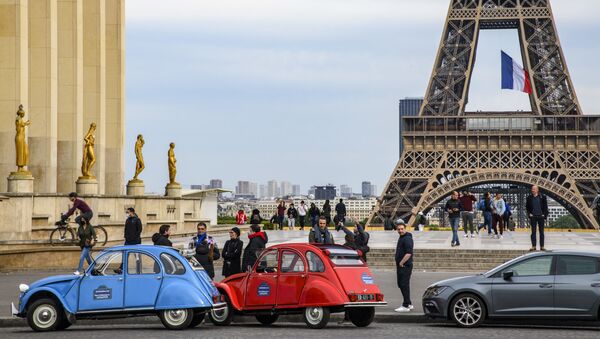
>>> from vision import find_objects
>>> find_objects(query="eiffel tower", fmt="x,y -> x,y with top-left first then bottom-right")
369,0 -> 600,229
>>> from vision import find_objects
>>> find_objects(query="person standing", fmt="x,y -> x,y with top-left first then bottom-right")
308,203 -> 320,228
309,216 -> 335,244
492,193 -> 506,239
287,203 -> 298,230
124,207 -> 143,245
222,227 -> 243,277
322,200 -> 332,226
235,209 -> 247,225
335,199 -> 347,225
74,216 -> 96,275
339,221 -> 369,261
249,209 -> 263,225
276,201 -> 286,230
193,222 -> 220,279
394,219 -> 414,313
459,191 -> 476,238
414,212 -> 428,232
445,191 -> 464,247
152,224 -> 172,246
503,202 -> 512,231
298,201 -> 308,230
526,185 -> 549,251
242,224 -> 268,272
481,192 -> 494,236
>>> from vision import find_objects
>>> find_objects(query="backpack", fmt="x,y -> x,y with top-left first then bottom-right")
504,203 -> 512,217
477,199 -> 485,211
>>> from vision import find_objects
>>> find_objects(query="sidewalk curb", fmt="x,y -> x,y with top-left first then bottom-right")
0,313 -> 432,328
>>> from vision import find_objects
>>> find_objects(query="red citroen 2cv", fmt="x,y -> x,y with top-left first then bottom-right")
209,243 -> 386,329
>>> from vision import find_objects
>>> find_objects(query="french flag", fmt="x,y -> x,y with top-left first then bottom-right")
501,51 -> 532,94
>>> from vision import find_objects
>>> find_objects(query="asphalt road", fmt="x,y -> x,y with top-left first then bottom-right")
2,322 -> 599,339
0,269 -> 470,317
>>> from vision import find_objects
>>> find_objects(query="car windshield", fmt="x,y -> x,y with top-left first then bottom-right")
326,248 -> 364,266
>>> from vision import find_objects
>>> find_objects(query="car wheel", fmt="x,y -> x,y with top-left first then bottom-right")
256,314 -> 279,325
188,312 -> 205,328
159,309 -> 193,330
27,298 -> 62,332
347,307 -> 375,327
449,293 -> 486,328
303,306 -> 330,329
209,295 -> 233,326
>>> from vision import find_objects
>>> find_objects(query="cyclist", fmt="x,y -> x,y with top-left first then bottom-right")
62,192 -> 93,226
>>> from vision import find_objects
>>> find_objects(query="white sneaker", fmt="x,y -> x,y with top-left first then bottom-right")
408,304 -> 414,310
499,235 -> 504,239
73,271 -> 81,275
470,233 -> 475,238
464,234 -> 469,238
394,306 -> 411,313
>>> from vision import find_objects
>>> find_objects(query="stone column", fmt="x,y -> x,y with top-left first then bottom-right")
104,0 -> 124,195
0,0 -> 28,192
82,0 -> 105,193
28,0 -> 58,193
165,183 -> 182,198
56,0 -> 83,193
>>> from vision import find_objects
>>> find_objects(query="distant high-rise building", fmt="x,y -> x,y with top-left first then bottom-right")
362,181 -> 372,197
399,97 -> 424,156
315,185 -> 336,200
249,182 -> 258,197
371,185 -> 377,197
308,186 -> 316,197
340,184 -> 353,198
191,184 -> 209,190
280,181 -> 293,197
267,180 -> 279,198
209,179 -> 223,189
292,185 -> 301,196
236,181 -> 250,196
259,184 -> 267,198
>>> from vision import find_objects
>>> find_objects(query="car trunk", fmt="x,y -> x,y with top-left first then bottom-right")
332,266 -> 381,296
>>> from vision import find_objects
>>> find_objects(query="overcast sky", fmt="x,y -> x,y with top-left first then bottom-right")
124,0 -> 600,194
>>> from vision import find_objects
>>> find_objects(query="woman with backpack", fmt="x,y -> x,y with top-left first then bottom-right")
74,216 -> 96,275
249,209 -> 262,225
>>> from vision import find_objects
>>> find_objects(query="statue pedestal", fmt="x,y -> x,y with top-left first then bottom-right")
76,177 -> 98,195
126,179 -> 145,196
7,171 -> 34,193
165,183 -> 182,198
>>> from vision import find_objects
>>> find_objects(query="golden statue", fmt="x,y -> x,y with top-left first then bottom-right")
81,123 -> 97,179
168,142 -> 178,185
14,105 -> 31,172
133,134 -> 145,180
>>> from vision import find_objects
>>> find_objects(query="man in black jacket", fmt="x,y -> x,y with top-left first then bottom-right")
242,224 -> 268,272
152,224 -> 172,247
394,219 -> 414,313
222,227 -> 243,277
124,207 -> 143,245
525,185 -> 549,251
335,199 -> 347,225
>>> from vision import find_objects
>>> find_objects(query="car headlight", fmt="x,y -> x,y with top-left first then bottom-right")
428,286 -> 448,296
19,284 -> 29,293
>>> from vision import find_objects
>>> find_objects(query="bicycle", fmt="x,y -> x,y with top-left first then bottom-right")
50,218 -> 108,247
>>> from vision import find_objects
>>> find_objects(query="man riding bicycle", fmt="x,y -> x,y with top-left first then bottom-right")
61,192 -> 93,226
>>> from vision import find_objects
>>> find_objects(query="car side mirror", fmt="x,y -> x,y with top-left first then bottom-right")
503,270 -> 514,280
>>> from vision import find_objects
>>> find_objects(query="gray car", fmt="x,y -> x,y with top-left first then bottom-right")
422,250 -> 600,327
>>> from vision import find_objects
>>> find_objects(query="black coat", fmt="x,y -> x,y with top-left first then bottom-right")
124,215 -> 143,244
194,240 -> 220,279
151,233 -> 172,247
222,238 -> 243,277
242,232 -> 268,272
526,194 -> 549,217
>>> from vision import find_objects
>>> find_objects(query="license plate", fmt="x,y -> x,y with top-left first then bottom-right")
357,294 -> 374,301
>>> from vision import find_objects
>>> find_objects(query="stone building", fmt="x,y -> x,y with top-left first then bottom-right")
0,0 -> 125,194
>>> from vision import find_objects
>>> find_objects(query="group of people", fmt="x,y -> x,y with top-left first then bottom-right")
444,186 -> 549,250
236,199 -> 348,231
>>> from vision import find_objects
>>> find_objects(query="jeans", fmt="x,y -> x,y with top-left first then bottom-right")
449,217 -> 460,245
483,212 -> 492,234
492,214 -> 504,235
288,218 -> 295,229
77,246 -> 93,272
461,212 -> 474,234
396,264 -> 413,307
311,216 -> 318,228
277,216 -> 285,230
299,215 -> 306,229
530,216 -> 545,247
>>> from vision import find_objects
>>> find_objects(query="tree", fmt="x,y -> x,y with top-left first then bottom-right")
549,215 -> 580,229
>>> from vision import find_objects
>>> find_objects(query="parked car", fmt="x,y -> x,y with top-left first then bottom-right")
423,250 -> 600,327
209,243 -> 386,329
11,245 -> 226,331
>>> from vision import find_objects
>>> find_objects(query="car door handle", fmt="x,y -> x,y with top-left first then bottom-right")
118,277 -> 124,281
538,283 -> 553,288
156,276 -> 162,280
591,283 -> 600,287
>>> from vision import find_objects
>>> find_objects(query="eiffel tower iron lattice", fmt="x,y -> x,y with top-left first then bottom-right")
369,0 -> 600,229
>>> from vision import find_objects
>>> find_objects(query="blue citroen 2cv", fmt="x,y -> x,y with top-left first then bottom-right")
11,245 -> 226,331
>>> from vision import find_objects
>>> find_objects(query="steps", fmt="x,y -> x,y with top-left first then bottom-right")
367,248 -> 527,271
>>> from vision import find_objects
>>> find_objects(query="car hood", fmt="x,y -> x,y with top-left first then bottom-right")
30,274 -> 80,290
429,274 -> 483,288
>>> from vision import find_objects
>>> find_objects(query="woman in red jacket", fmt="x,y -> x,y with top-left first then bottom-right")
236,209 -> 247,225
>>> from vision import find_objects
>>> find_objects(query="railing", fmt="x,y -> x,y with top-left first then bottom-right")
402,114 -> 600,135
